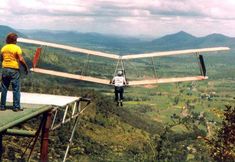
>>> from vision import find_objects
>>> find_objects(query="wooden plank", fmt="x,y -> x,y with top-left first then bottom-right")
122,47 -> 230,60
128,76 -> 208,86
18,38 -> 120,60
0,92 -> 85,132
0,104 -> 51,132
2,91 -> 80,107
31,68 -> 111,85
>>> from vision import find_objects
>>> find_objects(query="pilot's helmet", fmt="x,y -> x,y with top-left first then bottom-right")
117,70 -> 123,76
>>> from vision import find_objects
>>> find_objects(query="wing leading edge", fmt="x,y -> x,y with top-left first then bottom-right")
121,47 -> 230,60
17,38 -> 120,59
18,38 -> 230,60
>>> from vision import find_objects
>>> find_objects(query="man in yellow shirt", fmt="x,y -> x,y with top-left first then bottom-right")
0,33 -> 29,111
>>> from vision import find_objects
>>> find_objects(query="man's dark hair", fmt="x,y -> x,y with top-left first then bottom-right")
6,32 -> 18,44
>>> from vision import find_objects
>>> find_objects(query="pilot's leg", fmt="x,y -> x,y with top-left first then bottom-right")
114,87 -> 119,106
114,87 -> 118,102
120,87 -> 124,100
120,87 -> 124,106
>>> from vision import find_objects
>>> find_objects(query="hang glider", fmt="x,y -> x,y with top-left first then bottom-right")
17,38 -> 230,86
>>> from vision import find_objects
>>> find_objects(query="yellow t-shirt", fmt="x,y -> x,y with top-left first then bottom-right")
1,44 -> 22,69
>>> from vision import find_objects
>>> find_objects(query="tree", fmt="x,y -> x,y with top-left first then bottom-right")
206,105 -> 235,161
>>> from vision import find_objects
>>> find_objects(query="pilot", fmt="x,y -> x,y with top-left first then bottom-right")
111,70 -> 127,106
0,33 -> 29,111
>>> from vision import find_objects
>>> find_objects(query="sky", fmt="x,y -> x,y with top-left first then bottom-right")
1,0 -> 235,37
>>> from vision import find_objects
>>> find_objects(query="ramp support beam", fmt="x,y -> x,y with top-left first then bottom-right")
5,129 -> 36,137
40,111 -> 52,162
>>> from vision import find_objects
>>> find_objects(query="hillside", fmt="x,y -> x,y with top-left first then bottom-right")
0,25 -> 234,161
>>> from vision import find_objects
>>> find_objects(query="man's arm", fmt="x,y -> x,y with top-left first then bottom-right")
123,76 -> 128,85
1,54 -> 3,63
110,77 -> 115,84
18,54 -> 29,74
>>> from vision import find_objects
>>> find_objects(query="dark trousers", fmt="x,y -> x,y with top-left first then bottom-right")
1,68 -> 21,109
115,86 -> 124,101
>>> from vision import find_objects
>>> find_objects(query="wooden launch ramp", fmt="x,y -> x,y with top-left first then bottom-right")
0,92 -> 91,162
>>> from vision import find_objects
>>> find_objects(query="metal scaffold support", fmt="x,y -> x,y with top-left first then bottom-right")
49,98 -> 91,161
0,92 -> 91,162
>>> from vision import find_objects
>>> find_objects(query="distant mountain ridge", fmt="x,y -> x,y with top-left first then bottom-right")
1,25 -> 234,53
17,29 -> 145,54
149,31 -> 235,51
19,29 -> 234,53
152,31 -> 196,43
0,25 -> 26,40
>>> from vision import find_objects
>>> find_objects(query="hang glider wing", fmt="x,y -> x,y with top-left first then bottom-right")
128,76 -> 208,86
30,68 -> 208,85
121,47 -> 230,60
17,38 -> 120,59
31,68 -> 111,85
17,38 -> 230,60
18,37 -> 230,86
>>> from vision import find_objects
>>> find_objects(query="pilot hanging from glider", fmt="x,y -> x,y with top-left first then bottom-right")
111,70 -> 128,106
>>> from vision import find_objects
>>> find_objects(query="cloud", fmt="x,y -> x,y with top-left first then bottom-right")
0,0 -> 235,36
3,0 -> 235,19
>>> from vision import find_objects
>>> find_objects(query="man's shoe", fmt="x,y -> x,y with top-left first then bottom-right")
13,107 -> 23,112
18,108 -> 24,111
0,106 -> 6,111
12,109 -> 18,112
